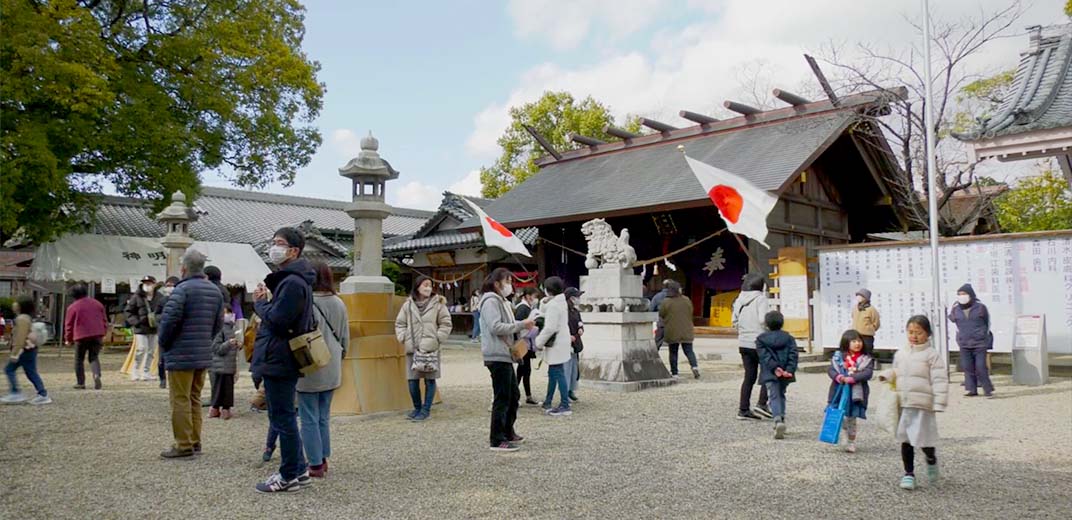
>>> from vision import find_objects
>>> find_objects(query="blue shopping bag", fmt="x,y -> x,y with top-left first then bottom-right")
818,383 -> 850,445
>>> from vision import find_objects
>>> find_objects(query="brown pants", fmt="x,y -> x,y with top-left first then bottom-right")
168,369 -> 206,451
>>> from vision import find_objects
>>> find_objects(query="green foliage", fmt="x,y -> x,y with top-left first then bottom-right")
1,0 -> 324,243
975,176 -> 1002,187
995,170 -> 1072,232
382,259 -> 406,295
479,91 -> 641,198
0,297 -> 13,320
949,70 -> 1015,135
1066,0 -> 1071,17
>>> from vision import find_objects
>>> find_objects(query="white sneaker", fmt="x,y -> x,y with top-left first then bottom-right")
130,373 -> 142,381
1,393 -> 29,404
144,373 -> 157,381
29,395 -> 53,405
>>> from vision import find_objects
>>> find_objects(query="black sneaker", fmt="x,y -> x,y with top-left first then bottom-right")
255,473 -> 303,493
159,379 -> 167,389
93,377 -> 102,390
193,443 -> 202,455
525,397 -> 538,405
73,384 -> 86,390
490,442 -> 521,452
295,471 -> 312,487
691,367 -> 701,379
568,392 -> 579,402
753,405 -> 773,419
737,410 -> 762,421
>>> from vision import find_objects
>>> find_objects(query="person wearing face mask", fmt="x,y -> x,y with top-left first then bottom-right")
513,287 -> 540,405
564,287 -> 584,403
947,283 -> 994,398
153,277 -> 181,389
125,275 -> 164,382
209,307 -> 239,419
479,268 -> 536,452
395,276 -> 452,422
851,288 -> 881,351
250,227 -> 316,493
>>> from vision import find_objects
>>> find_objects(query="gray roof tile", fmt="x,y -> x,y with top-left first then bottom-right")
91,187 -> 433,242
473,111 -> 854,226
962,23 -> 1072,139
384,227 -> 538,255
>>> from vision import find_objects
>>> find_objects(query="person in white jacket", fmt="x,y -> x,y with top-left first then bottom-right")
732,273 -> 770,420
536,277 -> 573,417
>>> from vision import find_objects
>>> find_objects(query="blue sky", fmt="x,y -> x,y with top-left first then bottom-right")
200,0 -> 1062,210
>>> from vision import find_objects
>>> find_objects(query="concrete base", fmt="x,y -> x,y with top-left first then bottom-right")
581,377 -> 677,393
578,312 -> 673,390
340,275 -> 394,294
331,292 -> 415,416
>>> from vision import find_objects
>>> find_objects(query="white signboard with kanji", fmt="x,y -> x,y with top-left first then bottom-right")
817,233 -> 1072,353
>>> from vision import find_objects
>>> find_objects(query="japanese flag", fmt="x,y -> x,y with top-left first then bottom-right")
684,155 -> 778,249
461,197 -> 532,258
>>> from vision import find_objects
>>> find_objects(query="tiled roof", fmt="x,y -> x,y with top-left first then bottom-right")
91,187 -> 433,243
959,24 -> 1072,140
469,110 -> 856,227
384,227 -> 538,256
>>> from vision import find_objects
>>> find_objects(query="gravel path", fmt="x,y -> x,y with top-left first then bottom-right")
1,344 -> 1070,519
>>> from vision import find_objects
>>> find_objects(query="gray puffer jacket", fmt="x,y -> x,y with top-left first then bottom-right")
732,291 -> 769,349
479,292 -> 527,365
297,293 -> 349,393
158,274 -> 225,371
210,321 -> 238,375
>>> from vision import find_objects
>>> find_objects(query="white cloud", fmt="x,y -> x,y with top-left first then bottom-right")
391,181 -> 442,211
388,170 -> 485,210
448,170 -> 484,197
470,0 -> 1057,161
330,128 -> 364,158
509,0 -> 668,51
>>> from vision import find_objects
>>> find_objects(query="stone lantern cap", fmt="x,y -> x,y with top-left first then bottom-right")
156,191 -> 199,223
338,131 -> 400,180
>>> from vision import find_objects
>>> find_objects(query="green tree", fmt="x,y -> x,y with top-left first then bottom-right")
479,91 -> 640,198
1,0 -> 324,243
995,170 -> 1072,232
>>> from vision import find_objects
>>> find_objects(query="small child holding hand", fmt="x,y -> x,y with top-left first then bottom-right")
756,311 -> 798,439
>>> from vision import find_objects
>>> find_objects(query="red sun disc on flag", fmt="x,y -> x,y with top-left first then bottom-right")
485,217 -> 514,238
708,185 -> 743,223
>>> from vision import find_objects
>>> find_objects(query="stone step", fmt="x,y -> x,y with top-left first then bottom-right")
796,361 -> 831,374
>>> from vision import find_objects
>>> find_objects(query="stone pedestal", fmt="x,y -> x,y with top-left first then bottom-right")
577,267 -> 674,392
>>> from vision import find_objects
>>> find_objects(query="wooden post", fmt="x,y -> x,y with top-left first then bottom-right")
732,233 -> 763,273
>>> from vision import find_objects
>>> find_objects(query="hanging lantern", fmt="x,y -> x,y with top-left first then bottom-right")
654,263 -> 660,276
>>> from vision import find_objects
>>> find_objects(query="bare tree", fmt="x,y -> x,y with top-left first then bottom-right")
818,1 -> 1026,236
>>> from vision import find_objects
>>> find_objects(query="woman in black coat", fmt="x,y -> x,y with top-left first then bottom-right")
125,275 -> 164,382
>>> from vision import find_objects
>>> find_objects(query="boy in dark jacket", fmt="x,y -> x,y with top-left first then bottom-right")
757,311 -> 798,439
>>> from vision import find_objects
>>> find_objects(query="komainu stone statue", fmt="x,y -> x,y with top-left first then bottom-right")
581,219 -> 637,269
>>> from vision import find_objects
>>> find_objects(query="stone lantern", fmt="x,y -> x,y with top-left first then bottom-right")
338,131 -> 399,294
156,191 -> 197,278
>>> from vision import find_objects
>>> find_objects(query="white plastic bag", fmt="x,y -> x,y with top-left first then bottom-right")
874,380 -> 901,436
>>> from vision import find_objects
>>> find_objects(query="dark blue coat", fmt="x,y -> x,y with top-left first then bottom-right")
757,330 -> 798,385
158,275 -> 225,371
948,283 -> 992,350
251,258 -> 316,380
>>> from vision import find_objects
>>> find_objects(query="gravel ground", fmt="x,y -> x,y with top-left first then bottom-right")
1,344 -> 1070,519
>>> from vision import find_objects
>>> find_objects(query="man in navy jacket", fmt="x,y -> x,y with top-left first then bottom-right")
252,227 -> 317,493
157,249 -> 224,459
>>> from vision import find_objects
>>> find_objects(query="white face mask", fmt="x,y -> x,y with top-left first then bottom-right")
419,286 -> 433,298
223,313 -> 235,324
855,295 -> 865,304
142,284 -> 154,294
268,245 -> 290,265
161,287 -> 174,297
957,294 -> 971,305
569,297 -> 580,306
501,283 -> 514,298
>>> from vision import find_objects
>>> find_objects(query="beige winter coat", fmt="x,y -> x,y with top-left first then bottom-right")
852,305 -> 881,336
395,295 -> 452,379
879,342 -> 948,412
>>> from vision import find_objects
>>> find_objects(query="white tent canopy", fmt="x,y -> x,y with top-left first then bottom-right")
29,234 -> 270,288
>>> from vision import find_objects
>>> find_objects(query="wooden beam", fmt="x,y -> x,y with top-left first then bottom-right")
568,133 -> 606,147
640,117 -> 677,133
804,54 -> 840,107
724,100 -> 761,116
778,191 -> 841,212
769,222 -> 850,241
772,88 -> 811,106
603,125 -> 641,140
523,124 -> 561,160
678,110 -> 719,125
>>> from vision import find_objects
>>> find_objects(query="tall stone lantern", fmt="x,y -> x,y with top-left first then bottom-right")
331,131 -> 415,416
338,132 -> 399,294
156,191 -> 197,278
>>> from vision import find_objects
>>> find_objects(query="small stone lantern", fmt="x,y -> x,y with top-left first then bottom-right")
156,191 -> 198,278
338,131 -> 399,294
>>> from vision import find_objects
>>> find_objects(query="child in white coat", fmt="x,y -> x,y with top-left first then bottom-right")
879,315 -> 948,490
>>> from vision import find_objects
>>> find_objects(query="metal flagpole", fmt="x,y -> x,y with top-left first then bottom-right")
922,0 -> 946,367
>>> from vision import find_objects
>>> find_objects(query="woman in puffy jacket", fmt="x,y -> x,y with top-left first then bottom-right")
948,283 -> 993,398
125,275 -> 164,382
395,276 -> 451,422
536,277 -> 573,417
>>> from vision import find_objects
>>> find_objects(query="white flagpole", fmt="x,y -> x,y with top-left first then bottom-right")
922,0 -> 946,366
